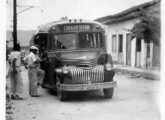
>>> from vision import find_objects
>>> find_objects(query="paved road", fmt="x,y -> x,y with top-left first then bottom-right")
11,67 -> 160,120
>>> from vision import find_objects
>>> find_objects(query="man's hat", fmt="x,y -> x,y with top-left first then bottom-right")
30,46 -> 39,50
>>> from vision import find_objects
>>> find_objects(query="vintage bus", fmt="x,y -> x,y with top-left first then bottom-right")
32,19 -> 117,101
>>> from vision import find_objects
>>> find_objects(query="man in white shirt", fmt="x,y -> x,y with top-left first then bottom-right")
23,46 -> 45,97
8,44 -> 23,100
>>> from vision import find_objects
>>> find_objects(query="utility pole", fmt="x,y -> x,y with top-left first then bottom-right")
11,0 -> 43,50
13,0 -> 17,50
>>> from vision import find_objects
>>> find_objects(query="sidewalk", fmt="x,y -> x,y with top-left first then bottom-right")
113,64 -> 160,80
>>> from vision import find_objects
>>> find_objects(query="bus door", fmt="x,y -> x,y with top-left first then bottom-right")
34,33 -> 50,86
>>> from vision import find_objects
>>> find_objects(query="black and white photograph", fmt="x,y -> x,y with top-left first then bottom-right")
0,0 -> 164,120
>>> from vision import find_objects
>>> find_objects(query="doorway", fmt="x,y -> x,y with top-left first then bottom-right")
126,34 -> 132,66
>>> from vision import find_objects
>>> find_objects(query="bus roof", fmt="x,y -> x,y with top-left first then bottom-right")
36,19 -> 104,33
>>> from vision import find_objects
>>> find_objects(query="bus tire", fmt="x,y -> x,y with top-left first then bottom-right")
57,90 -> 67,101
103,88 -> 114,99
56,76 -> 67,101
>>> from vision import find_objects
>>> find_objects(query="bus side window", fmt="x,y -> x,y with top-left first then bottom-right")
40,34 -> 48,52
34,35 -> 40,46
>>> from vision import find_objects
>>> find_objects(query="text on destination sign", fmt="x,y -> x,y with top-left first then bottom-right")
63,25 -> 91,31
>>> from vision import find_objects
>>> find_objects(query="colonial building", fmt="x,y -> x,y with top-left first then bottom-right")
96,0 -> 160,68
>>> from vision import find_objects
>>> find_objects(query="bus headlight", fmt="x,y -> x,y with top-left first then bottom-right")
62,66 -> 69,74
104,62 -> 112,71
55,68 -> 62,73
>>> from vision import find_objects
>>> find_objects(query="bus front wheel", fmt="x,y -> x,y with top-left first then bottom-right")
56,76 -> 67,101
103,88 -> 114,98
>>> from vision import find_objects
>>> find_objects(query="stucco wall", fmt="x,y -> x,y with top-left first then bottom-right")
105,19 -> 139,63
98,1 -> 160,67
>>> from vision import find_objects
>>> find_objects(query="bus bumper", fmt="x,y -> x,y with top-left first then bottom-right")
59,81 -> 117,91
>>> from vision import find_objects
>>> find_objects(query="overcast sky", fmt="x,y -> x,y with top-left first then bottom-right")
6,0 -> 152,30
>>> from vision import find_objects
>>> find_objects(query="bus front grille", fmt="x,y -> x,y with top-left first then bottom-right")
69,65 -> 104,84
78,60 -> 96,69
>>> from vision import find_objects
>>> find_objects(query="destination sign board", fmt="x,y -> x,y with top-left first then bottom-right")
60,24 -> 91,31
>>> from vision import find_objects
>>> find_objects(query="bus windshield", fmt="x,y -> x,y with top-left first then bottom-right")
79,32 -> 103,48
52,34 -> 77,50
50,32 -> 104,50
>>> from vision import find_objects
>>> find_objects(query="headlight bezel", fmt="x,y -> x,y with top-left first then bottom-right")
55,65 -> 69,74
104,62 -> 113,71
62,65 -> 69,74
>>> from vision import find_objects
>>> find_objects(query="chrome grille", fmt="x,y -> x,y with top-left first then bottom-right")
69,65 -> 104,84
78,60 -> 96,69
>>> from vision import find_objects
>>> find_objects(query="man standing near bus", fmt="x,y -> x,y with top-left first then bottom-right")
8,43 -> 23,100
23,46 -> 45,97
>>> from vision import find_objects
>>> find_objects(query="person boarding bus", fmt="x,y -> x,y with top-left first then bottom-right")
23,46 -> 45,97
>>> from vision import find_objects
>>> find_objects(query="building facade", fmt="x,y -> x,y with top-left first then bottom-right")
96,0 -> 160,68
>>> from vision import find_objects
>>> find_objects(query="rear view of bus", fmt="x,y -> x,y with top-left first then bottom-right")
33,19 -> 117,101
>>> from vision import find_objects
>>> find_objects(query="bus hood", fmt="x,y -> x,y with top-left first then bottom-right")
48,49 -> 106,66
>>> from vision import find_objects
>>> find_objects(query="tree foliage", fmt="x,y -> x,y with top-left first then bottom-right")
131,8 -> 160,46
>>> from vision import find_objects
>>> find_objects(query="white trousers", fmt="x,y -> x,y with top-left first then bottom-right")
28,67 -> 45,95
9,67 -> 23,96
